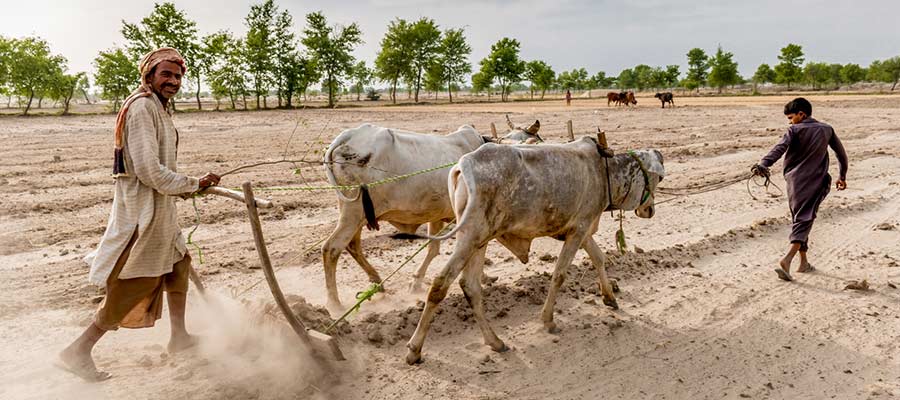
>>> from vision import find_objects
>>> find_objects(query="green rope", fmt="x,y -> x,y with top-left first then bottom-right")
187,196 -> 204,264
323,222 -> 454,334
256,161 -> 458,192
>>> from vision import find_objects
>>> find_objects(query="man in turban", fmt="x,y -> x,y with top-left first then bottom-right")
58,47 -> 220,381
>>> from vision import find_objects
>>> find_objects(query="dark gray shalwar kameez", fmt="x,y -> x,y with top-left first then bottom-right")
759,118 -> 848,251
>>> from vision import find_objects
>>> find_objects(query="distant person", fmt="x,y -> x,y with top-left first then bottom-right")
565,89 -> 572,106
752,97 -> 848,282
58,47 -> 220,381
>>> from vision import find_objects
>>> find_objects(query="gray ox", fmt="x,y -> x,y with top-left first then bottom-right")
321,124 -> 491,313
321,120 -> 545,313
404,138 -> 665,364
497,115 -> 543,144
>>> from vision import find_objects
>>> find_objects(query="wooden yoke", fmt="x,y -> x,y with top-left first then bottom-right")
597,129 -> 614,157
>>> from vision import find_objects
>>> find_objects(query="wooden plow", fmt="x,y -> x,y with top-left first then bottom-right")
194,185 -> 345,361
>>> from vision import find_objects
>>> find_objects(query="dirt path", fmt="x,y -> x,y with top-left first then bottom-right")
1,95 -> 898,399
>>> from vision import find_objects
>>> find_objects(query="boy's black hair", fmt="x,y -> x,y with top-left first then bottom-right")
784,97 -> 812,116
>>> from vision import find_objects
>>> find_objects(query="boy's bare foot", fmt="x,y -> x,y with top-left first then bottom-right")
57,346 -> 111,382
776,259 -> 793,282
167,333 -> 200,354
797,263 -> 816,273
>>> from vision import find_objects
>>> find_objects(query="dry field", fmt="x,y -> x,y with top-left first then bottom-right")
1,94 -> 899,399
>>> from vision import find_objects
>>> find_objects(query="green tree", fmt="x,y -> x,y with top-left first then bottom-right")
350,60 -> 373,101
423,63 -> 444,99
867,57 -> 900,91
49,71 -> 87,115
404,18 -> 442,103
479,38 -> 525,101
209,32 -> 251,109
775,43 -> 804,88
663,65 -> 680,88
272,7 -> 298,108
617,68 -> 636,90
591,71 -> 615,91
803,62 -> 831,90
301,12 -> 362,107
471,70 -> 493,100
375,18 -> 413,104
243,0 -> 277,109
94,47 -> 139,111
437,28 -> 471,103
8,37 -> 65,115
632,64 -> 655,91
0,36 -> 13,104
707,46 -> 740,93
524,60 -> 555,99
840,63 -> 866,88
684,48 -> 709,92
121,2 -> 200,110
751,63 -> 775,93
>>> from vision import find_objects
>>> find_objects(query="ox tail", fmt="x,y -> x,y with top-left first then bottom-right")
420,164 -> 476,241
323,138 -> 362,202
360,184 -> 379,231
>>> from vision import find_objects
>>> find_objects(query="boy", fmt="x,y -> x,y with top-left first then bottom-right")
752,97 -> 848,282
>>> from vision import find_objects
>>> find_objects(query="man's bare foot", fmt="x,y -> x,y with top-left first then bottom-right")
57,346 -> 111,382
167,333 -> 200,354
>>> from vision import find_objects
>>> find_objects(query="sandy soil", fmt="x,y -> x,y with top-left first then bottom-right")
1,95 -> 899,399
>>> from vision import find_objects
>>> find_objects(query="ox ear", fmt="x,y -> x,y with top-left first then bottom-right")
526,120 -> 540,134
505,114 -> 516,131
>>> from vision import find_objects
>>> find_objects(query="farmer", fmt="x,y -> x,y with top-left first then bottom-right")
752,97 -> 848,282
565,89 -> 572,106
58,47 -> 220,381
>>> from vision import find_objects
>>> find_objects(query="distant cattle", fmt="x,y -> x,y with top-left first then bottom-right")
608,91 -> 637,107
654,92 -> 674,108
623,91 -> 637,106
607,92 -> 621,106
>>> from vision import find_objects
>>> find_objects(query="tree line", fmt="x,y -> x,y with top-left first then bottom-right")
2,1 -> 900,115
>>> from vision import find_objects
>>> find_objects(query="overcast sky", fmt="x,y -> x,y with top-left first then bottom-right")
3,0 -> 899,80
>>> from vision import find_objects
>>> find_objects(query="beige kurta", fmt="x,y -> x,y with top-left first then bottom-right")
86,94 -> 199,287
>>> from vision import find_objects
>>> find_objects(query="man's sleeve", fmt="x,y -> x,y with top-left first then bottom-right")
759,131 -> 791,168
829,130 -> 849,181
126,101 -> 200,195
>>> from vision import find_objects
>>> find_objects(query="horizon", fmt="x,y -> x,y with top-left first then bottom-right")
2,1 -> 899,84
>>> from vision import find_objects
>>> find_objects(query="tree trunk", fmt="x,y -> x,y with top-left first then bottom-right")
256,93 -> 260,110
81,89 -> 91,104
37,96 -> 43,109
447,77 -> 453,103
892,79 -> 898,91
540,89 -> 546,99
196,80 -> 202,110
263,95 -> 268,109
229,93 -> 236,109
414,68 -> 423,103
23,90 -> 34,115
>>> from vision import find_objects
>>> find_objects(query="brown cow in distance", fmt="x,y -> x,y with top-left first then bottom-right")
606,92 -> 621,106
623,91 -> 637,106
655,92 -> 674,108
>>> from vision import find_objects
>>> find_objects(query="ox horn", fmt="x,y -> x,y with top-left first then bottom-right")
525,120 -> 540,134
505,114 -> 516,131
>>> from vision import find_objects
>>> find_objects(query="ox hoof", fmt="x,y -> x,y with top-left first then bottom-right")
610,279 -> 620,293
405,350 -> 423,365
544,321 -> 559,334
408,281 -> 424,294
490,342 -> 509,353
325,300 -> 345,317
602,297 -> 619,310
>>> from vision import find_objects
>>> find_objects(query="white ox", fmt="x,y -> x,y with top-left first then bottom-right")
404,137 -> 665,364
321,124 -> 491,312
